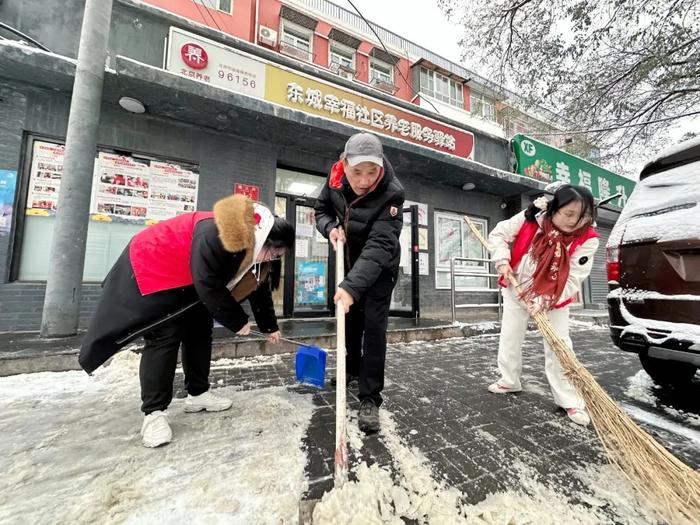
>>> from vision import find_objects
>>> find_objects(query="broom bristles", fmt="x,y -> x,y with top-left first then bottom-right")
464,215 -> 700,524
534,312 -> 700,524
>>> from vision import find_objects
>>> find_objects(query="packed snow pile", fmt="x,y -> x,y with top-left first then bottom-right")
0,352 -> 314,525
624,369 -> 660,406
313,412 -> 656,524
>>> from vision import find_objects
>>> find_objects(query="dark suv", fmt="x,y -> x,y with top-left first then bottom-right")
606,137 -> 700,387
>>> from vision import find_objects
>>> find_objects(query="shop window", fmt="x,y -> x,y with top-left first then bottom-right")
420,67 -> 464,108
434,211 -> 489,290
17,139 -> 199,282
280,21 -> 313,62
193,0 -> 232,14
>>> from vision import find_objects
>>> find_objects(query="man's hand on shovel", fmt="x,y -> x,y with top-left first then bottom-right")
329,227 -> 346,251
334,288 -> 354,313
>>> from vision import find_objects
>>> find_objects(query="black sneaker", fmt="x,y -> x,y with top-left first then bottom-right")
329,374 -> 359,387
358,399 -> 379,434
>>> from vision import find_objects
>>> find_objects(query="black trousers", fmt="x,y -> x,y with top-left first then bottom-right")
345,269 -> 396,407
79,246 -> 214,414
140,302 -> 213,414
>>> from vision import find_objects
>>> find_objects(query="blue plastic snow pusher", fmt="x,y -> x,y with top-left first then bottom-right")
295,344 -> 327,388
249,330 -> 327,388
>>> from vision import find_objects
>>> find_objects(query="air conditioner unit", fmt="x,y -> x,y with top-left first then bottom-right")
258,26 -> 277,47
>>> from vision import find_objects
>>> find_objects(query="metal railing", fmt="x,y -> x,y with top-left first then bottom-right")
450,257 -> 502,324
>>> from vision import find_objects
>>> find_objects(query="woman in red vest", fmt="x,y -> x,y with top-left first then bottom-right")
486,184 -> 599,426
79,195 -> 294,447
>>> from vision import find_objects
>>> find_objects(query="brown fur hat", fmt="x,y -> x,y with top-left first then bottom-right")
212,194 -> 255,253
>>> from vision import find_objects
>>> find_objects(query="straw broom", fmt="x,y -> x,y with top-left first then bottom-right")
464,215 -> 700,524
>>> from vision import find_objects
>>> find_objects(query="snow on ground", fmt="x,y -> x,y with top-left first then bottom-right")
624,369 -> 660,406
313,411 -> 657,524
624,370 -> 700,427
569,319 -> 608,331
0,351 -> 314,525
207,354 -> 283,370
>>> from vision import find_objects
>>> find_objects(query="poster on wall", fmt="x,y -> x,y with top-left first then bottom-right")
147,161 -> 199,220
437,215 -> 461,266
419,252 -> 429,276
26,141 -> 65,214
0,169 -> 17,234
91,155 -> 198,223
404,200 -> 429,227
26,141 -> 199,225
418,228 -> 429,251
92,153 -> 151,221
295,261 -> 326,305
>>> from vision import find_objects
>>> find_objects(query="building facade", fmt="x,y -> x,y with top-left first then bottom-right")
0,0 -> 626,331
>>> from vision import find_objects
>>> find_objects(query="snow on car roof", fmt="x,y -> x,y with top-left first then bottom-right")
607,163 -> 700,246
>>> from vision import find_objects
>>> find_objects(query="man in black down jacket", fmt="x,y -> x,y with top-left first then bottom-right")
315,133 -> 405,433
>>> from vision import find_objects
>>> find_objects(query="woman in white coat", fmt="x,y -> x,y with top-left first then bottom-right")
487,184 -> 599,426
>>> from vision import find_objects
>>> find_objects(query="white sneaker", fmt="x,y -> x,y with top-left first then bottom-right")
487,382 -> 522,394
566,408 -> 591,426
184,390 -> 232,413
141,410 -> 172,448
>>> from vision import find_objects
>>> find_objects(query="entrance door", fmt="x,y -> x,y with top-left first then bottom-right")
390,205 -> 420,318
275,193 -> 334,318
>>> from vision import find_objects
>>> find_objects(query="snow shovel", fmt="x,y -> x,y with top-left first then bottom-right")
333,236 -> 348,486
298,236 -> 350,523
247,329 -> 328,389
116,294 -> 330,388
294,344 -> 327,389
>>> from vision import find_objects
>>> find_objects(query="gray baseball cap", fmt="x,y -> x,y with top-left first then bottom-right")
342,133 -> 384,167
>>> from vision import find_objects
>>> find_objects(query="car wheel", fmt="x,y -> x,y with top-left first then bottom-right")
639,353 -> 698,387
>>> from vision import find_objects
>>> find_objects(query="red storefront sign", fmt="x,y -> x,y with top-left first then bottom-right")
181,42 -> 208,70
234,183 -> 260,202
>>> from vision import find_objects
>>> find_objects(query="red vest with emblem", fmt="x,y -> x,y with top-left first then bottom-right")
500,221 -> 599,308
129,211 -> 214,296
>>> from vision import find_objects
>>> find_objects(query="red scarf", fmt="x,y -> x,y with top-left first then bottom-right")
328,160 -> 385,193
519,218 -> 590,308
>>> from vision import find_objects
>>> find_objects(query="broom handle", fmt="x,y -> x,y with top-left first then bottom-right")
334,236 -> 348,486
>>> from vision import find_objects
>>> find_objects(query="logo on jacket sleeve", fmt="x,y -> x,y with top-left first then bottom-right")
578,256 -> 589,265
389,206 -> 398,217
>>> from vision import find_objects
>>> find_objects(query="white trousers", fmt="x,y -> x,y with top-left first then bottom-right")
495,288 -> 585,410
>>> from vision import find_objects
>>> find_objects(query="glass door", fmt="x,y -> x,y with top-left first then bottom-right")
275,167 -> 332,317
272,196 -> 287,314
275,193 -> 334,317
293,201 -> 331,314
390,204 -> 419,318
